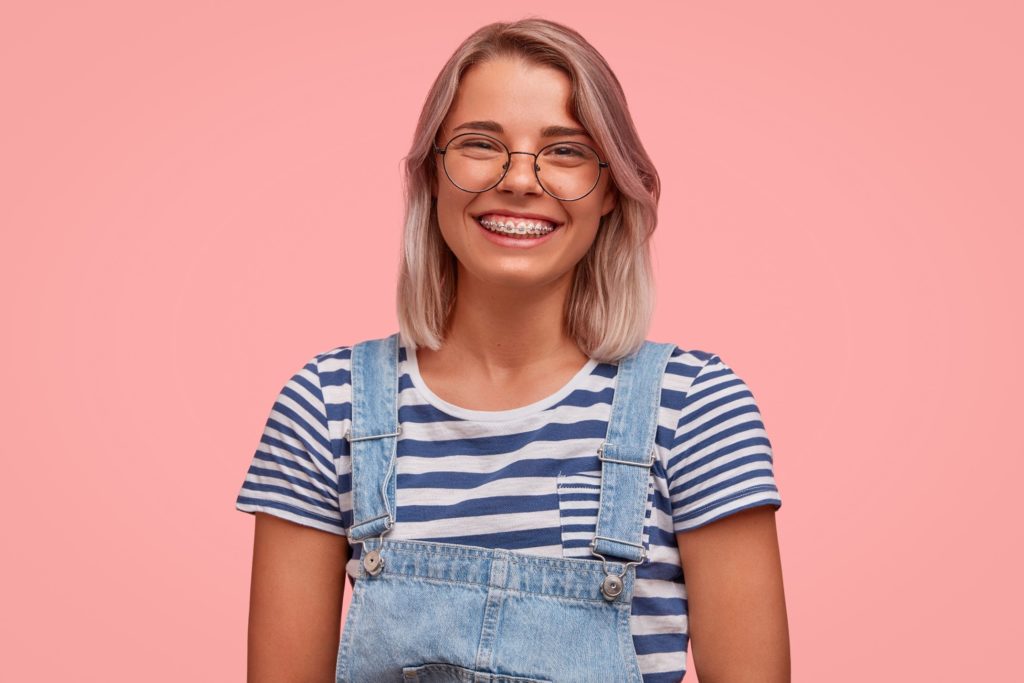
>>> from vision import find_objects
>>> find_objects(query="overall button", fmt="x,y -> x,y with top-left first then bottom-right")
363,549 -> 384,576
600,574 -> 623,600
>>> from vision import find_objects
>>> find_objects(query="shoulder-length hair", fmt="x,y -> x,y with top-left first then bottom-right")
396,17 -> 661,363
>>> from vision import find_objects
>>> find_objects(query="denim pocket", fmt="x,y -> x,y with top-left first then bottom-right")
401,662 -> 551,682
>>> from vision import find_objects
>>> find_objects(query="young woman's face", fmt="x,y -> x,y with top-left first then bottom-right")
432,57 -> 617,291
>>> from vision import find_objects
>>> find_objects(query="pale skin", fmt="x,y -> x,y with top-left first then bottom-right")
246,56 -> 790,682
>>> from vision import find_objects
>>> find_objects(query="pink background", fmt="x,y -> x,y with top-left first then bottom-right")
2,1 -> 1020,680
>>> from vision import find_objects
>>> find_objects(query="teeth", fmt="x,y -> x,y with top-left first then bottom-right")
478,216 -> 557,238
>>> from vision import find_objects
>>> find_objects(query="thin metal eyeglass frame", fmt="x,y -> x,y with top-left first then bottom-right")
432,132 -> 610,202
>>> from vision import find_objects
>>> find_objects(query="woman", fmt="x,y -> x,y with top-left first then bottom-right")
237,18 -> 789,683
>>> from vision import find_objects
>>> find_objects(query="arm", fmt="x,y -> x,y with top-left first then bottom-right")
676,506 -> 790,683
247,512 -> 350,683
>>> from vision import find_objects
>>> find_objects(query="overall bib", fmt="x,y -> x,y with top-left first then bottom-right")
336,333 -> 676,683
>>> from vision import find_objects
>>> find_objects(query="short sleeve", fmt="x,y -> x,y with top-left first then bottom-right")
234,354 -> 345,535
666,354 -> 782,532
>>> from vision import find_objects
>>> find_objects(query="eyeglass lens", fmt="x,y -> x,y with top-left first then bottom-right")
442,133 -> 601,201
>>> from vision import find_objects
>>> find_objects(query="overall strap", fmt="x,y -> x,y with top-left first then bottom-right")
346,332 -> 402,543
590,340 -> 676,564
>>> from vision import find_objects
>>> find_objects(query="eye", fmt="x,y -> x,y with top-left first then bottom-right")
452,135 -> 504,152
455,141 -> 494,151
548,144 -> 586,158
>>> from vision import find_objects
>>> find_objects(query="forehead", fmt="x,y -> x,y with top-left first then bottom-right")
444,58 -> 582,135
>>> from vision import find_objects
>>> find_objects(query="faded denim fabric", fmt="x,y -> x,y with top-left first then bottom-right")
337,333 -> 675,683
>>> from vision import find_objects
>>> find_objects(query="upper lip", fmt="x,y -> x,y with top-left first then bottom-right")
473,210 -> 563,225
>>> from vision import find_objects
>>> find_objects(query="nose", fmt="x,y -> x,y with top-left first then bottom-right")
496,152 -> 543,196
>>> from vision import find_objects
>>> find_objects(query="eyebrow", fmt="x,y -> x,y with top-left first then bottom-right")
452,120 -> 590,138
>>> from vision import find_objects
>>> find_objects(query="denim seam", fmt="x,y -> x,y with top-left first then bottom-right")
500,587 -> 628,606
376,559 -> 611,581
335,574 -> 364,681
375,573 -> 621,605
405,663 -> 551,683
382,563 -> 612,583
376,572 -> 490,591
379,540 -> 627,572
617,604 -> 644,683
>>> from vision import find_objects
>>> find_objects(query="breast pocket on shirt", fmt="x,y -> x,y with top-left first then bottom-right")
556,470 -> 656,560
555,472 -> 603,559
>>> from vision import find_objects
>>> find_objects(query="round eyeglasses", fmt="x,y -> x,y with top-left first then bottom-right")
433,132 -> 609,202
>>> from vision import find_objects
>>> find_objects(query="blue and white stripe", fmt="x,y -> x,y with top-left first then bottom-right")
236,342 -> 782,682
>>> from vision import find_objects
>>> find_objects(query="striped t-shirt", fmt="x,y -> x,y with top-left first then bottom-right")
235,341 -> 782,683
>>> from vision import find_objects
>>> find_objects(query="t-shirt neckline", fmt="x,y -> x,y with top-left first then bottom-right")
404,345 -> 599,422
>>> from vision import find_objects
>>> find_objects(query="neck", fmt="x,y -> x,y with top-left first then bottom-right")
425,265 -> 586,379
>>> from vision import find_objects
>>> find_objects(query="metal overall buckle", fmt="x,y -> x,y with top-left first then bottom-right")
589,537 -> 647,601
590,442 -> 652,600
361,526 -> 391,576
345,424 -> 401,578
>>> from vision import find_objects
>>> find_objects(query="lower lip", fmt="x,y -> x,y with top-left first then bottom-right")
475,219 -> 561,248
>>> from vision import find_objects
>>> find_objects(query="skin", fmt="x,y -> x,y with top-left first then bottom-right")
245,56 -> 790,682
247,513 -> 347,683
417,56 -> 617,406
677,508 -> 791,682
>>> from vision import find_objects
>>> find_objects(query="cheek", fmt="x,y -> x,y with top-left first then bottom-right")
438,188 -> 468,219
565,202 -> 605,252
565,197 -> 607,228
434,187 -> 475,243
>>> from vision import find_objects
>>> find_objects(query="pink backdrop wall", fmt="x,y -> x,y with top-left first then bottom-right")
2,1 -> 1020,680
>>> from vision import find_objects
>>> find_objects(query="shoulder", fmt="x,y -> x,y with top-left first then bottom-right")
661,343 -> 717,375
272,345 -> 352,395
311,334 -> 408,381
291,345 -> 355,417
309,333 -> 405,377
310,344 -> 353,383
650,343 -> 766,421
659,344 -> 769,441
299,337 -> 407,409
655,342 -> 721,398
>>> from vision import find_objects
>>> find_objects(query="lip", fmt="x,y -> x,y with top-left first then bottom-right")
471,209 -> 563,226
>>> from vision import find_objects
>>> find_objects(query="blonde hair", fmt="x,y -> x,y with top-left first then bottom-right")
396,17 -> 661,362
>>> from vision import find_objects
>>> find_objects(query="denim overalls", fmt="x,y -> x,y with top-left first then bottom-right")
336,333 -> 676,683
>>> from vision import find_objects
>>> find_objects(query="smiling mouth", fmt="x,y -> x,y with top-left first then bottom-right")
475,214 -> 560,239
